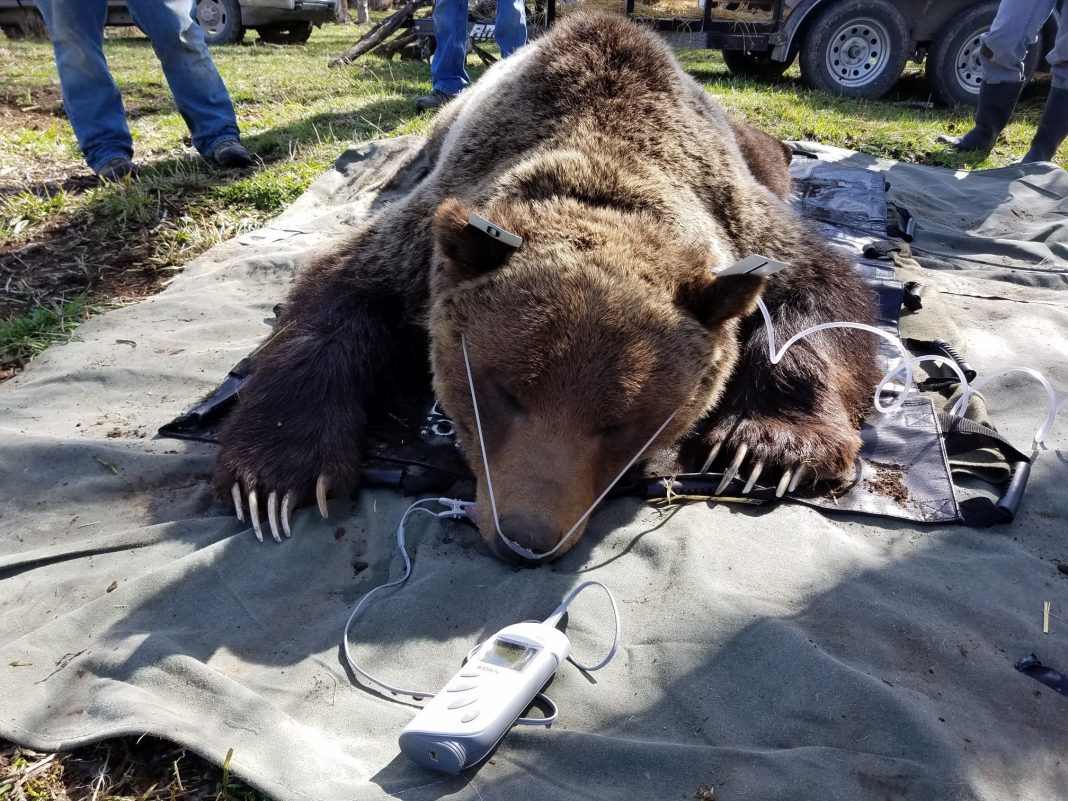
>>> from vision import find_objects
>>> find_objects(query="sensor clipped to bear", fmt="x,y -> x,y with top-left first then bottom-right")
213,11 -> 880,559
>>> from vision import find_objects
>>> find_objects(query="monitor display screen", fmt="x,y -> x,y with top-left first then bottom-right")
481,638 -> 539,671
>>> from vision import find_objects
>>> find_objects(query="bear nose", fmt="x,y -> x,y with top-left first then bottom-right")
496,514 -> 561,559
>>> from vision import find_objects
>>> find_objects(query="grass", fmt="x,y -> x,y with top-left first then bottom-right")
0,294 -> 99,370
0,19 -> 438,376
0,740 -> 267,800
0,13 -> 1066,800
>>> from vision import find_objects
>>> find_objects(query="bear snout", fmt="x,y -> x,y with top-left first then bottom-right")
496,513 -> 563,559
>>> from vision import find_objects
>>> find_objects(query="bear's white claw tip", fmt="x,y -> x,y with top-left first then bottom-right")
316,475 -> 330,519
715,443 -> 748,495
249,490 -> 264,542
742,460 -> 764,494
775,470 -> 793,499
231,483 -> 244,522
267,491 -> 282,543
700,440 -> 723,474
281,491 -> 293,538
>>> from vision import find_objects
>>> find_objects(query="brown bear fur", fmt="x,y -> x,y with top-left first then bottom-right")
214,12 -> 879,560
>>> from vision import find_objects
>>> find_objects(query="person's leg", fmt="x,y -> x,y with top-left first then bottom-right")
941,0 -> 1055,151
979,0 -> 1057,84
1023,4 -> 1068,162
1047,2 -> 1068,90
124,0 -> 243,158
34,0 -> 134,173
494,0 -> 526,58
430,0 -> 470,94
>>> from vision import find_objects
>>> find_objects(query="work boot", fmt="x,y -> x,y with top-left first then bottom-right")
1022,87 -> 1068,163
938,80 -> 1025,152
211,140 -> 255,168
414,89 -> 457,112
95,157 -> 137,181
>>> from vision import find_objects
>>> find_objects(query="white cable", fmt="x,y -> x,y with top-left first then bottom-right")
342,497 -> 471,699
461,333 -> 676,562
342,503 -> 622,708
753,296 -> 1066,451
515,693 -> 559,726
541,580 -> 622,672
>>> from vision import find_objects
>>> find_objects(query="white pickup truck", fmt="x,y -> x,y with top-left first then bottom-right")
0,0 -> 337,45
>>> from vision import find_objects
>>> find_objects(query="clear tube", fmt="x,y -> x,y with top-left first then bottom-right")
755,297 -> 1064,451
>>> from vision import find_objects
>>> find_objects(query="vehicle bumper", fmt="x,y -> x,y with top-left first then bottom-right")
240,0 -> 337,26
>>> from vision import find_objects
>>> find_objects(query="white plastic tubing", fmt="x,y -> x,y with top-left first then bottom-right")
752,297 -> 1065,451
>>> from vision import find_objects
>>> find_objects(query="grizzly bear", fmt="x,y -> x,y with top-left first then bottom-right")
214,11 -> 879,560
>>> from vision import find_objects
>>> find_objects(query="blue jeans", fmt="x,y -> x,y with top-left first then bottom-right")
35,0 -> 241,172
981,0 -> 1068,88
430,0 -> 526,95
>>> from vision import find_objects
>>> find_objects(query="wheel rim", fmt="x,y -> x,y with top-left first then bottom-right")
824,17 -> 893,88
953,31 -> 986,97
199,0 -> 226,34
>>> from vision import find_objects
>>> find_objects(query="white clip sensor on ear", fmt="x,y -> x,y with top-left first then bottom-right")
716,254 -> 790,277
468,212 -> 523,249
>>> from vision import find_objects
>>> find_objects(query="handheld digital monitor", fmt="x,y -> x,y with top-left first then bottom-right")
399,621 -> 571,774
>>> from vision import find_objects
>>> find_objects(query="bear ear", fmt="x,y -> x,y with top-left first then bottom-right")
675,270 -> 766,329
433,197 -> 521,282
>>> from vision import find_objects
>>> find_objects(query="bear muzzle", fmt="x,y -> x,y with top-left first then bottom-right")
496,513 -> 565,559
475,503 -> 588,564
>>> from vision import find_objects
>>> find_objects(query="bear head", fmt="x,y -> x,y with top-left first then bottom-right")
428,196 -> 764,562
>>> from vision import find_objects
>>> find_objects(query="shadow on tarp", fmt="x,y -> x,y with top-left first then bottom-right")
361,523 -> 1068,801
4,460 -> 1068,801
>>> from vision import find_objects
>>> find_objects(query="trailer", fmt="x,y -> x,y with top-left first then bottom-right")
410,0 -> 1058,106
631,0 -> 1059,104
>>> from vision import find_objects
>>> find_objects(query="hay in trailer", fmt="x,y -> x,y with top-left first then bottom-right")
556,0 -> 776,22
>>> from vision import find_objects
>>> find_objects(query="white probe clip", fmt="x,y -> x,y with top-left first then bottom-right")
468,212 -> 523,249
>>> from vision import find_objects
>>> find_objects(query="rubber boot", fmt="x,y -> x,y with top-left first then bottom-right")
938,80 -> 1025,152
1022,87 -> 1068,163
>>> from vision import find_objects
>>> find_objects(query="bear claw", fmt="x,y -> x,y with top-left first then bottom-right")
703,442 -> 813,499
775,470 -> 793,498
281,491 -> 294,538
715,443 -> 749,495
267,491 -> 282,543
231,483 -> 245,523
742,460 -> 764,494
315,475 -> 330,519
249,490 -> 264,542
700,440 -> 724,474
226,475 -> 322,542
229,482 -> 297,542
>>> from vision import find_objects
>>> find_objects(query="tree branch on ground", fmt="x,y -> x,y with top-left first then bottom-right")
329,0 -> 431,66
373,31 -> 420,59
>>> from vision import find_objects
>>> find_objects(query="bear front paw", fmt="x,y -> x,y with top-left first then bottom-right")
214,412 -> 362,543
695,412 -> 862,499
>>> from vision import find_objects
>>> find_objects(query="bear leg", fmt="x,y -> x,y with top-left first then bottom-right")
214,258 -> 423,541
694,255 -> 881,497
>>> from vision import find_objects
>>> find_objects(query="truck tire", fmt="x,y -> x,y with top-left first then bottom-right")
257,21 -> 315,44
722,46 -> 797,80
799,0 -> 911,98
2,11 -> 48,40
925,1 -> 1042,107
196,0 -> 245,44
